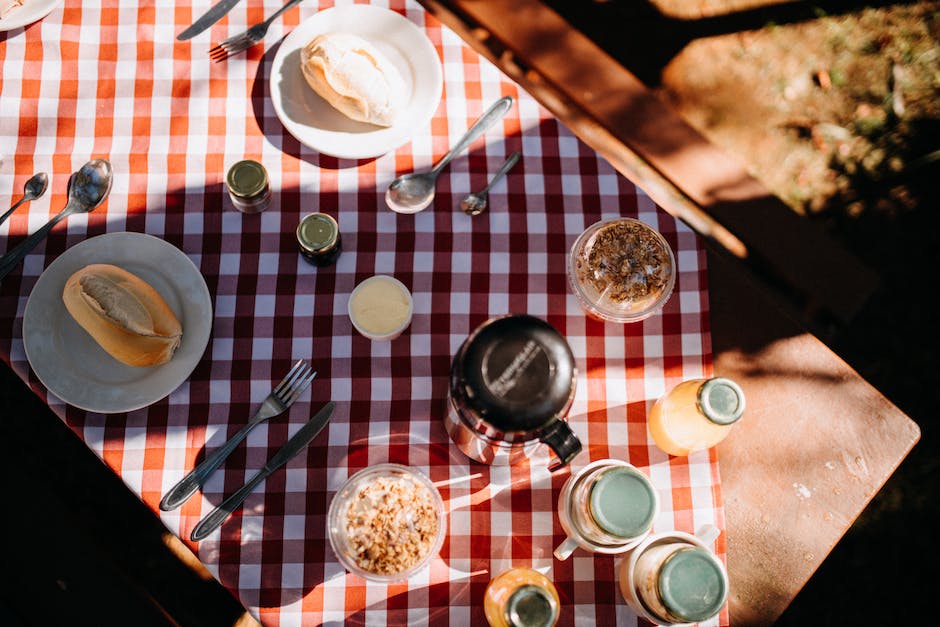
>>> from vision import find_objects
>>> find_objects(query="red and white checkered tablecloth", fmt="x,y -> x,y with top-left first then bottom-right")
0,1 -> 726,625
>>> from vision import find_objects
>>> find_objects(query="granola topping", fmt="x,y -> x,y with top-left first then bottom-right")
575,220 -> 673,307
342,473 -> 440,575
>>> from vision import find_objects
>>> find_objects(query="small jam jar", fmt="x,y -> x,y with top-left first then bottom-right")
226,160 -> 271,213
296,212 -> 342,267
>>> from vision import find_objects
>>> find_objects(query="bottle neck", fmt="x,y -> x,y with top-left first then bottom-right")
505,584 -> 558,627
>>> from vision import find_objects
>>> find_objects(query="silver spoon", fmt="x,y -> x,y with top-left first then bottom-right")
385,95 -> 513,214
0,159 -> 113,281
0,172 -> 49,227
460,151 -> 521,216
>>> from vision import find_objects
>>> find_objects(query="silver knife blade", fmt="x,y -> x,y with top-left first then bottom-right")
177,0 -> 244,41
263,401 -> 335,472
190,401 -> 335,541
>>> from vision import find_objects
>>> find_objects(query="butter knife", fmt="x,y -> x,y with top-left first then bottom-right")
177,0 -> 244,41
190,401 -> 335,541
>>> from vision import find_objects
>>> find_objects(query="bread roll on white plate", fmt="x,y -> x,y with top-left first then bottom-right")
300,32 -> 404,127
62,264 -> 182,367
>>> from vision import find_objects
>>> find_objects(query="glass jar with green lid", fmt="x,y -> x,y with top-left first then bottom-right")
226,160 -> 271,213
631,538 -> 729,624
484,568 -> 560,627
296,212 -> 342,267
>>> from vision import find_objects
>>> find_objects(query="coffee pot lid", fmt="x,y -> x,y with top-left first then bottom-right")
658,547 -> 728,622
454,315 -> 576,433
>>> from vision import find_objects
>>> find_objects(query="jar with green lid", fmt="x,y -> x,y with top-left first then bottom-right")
226,160 -> 271,213
296,212 -> 342,267
619,526 -> 728,625
631,539 -> 729,624
484,568 -> 560,627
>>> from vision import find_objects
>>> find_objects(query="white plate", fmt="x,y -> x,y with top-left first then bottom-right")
269,4 -> 443,160
0,0 -> 63,32
23,232 -> 213,414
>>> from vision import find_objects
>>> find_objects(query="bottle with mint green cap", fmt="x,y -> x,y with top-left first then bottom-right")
657,546 -> 728,623
649,376 -> 746,456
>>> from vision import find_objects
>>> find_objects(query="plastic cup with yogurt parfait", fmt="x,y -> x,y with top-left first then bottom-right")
567,217 -> 676,323
327,463 -> 446,582
347,275 -> 414,341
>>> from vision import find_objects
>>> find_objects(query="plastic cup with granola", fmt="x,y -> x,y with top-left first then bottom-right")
567,217 -> 676,323
328,463 -> 446,582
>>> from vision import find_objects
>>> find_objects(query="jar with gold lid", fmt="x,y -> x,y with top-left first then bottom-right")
226,160 -> 271,213
296,212 -> 342,267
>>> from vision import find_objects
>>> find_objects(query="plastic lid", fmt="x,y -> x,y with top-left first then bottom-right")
297,213 -> 339,253
505,585 -> 558,627
226,160 -> 268,198
452,315 -> 576,433
588,467 -> 657,538
658,547 -> 728,622
698,377 -> 746,425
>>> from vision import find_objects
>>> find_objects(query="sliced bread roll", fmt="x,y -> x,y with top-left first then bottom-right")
62,264 -> 182,367
300,32 -> 404,127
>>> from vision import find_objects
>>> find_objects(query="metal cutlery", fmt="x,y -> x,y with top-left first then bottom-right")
209,0 -> 306,62
190,401 -> 335,541
0,172 -> 48,227
177,0 -> 244,41
0,159 -> 112,282
385,96 -> 514,214
460,151 -> 521,216
159,360 -> 316,511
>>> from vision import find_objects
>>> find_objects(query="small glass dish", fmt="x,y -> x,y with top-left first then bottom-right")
327,463 -> 446,582
567,217 -> 676,323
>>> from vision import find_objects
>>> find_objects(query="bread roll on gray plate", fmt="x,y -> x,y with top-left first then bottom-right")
62,263 -> 182,367
300,32 -> 405,127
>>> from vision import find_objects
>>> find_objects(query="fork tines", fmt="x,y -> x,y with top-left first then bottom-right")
209,38 -> 245,63
274,359 -> 317,405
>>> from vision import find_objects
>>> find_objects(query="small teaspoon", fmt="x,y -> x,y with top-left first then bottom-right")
460,151 -> 521,216
385,96 -> 514,214
0,172 -> 49,227
0,159 -> 113,282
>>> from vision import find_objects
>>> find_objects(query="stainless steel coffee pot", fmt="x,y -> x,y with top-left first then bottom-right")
444,314 -> 582,470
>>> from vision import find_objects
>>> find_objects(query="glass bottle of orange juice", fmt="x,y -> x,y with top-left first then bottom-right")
648,378 -> 745,456
484,567 -> 560,627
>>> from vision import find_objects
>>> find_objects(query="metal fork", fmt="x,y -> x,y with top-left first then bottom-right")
209,0 -> 306,62
159,359 -> 316,511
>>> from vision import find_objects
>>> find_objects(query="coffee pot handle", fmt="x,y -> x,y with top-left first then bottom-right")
540,419 -> 583,471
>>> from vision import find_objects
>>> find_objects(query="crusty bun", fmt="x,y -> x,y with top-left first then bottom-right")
300,33 -> 404,127
62,264 -> 182,367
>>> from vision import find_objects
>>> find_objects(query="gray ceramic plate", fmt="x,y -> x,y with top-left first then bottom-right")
22,232 -> 212,414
